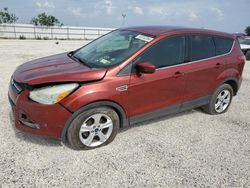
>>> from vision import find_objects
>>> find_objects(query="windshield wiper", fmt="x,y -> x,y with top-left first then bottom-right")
68,52 -> 92,68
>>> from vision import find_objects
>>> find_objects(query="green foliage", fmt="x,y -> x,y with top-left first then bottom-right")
19,35 -> 26,40
245,26 -> 250,36
0,7 -> 18,24
36,35 -> 42,40
31,13 -> 63,27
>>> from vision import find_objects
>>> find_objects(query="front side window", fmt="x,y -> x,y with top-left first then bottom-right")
135,35 -> 185,69
190,35 -> 215,61
72,30 -> 154,68
214,36 -> 234,55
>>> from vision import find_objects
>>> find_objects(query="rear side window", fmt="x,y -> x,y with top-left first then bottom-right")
190,35 -> 215,61
214,37 -> 234,55
135,35 -> 185,68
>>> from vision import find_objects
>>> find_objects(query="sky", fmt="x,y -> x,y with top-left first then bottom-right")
0,0 -> 249,33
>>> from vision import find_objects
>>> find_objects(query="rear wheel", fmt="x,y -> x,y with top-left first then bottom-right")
202,84 -> 233,115
67,107 -> 120,150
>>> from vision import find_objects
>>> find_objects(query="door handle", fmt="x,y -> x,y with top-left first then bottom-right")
215,63 -> 222,69
173,71 -> 185,78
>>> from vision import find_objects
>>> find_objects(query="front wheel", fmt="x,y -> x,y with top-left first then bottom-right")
202,84 -> 233,115
67,107 -> 120,150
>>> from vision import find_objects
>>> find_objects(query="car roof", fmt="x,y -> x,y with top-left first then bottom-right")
121,25 -> 234,38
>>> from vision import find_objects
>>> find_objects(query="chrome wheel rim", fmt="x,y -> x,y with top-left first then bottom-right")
215,89 -> 231,113
79,113 -> 113,147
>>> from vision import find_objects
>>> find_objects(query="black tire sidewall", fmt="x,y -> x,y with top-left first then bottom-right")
67,107 -> 120,150
209,84 -> 233,115
246,50 -> 250,61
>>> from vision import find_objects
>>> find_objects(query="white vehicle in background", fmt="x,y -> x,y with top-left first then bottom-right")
238,37 -> 250,60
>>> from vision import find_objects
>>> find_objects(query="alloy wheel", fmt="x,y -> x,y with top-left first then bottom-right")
214,89 -> 231,113
79,113 -> 113,147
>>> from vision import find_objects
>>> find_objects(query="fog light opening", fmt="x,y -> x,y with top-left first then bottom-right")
19,120 -> 40,129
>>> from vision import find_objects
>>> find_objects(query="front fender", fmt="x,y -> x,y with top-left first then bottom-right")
61,77 -> 128,113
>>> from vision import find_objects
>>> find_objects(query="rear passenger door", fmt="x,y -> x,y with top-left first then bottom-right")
180,35 -> 223,107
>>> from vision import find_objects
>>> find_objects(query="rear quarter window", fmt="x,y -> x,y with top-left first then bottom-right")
214,37 -> 234,55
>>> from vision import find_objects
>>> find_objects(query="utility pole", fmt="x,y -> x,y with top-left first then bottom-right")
122,14 -> 126,26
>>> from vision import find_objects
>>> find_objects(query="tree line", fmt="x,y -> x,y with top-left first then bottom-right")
0,7 -> 63,26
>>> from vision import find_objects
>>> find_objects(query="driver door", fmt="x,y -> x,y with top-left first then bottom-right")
128,35 -> 188,123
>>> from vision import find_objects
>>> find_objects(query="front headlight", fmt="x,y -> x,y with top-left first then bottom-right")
29,83 -> 79,104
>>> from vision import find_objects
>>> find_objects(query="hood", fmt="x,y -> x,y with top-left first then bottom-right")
240,44 -> 250,50
13,52 -> 107,85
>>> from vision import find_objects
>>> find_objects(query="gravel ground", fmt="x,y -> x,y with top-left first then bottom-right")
0,40 -> 249,188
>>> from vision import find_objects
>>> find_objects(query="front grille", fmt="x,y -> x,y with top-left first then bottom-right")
8,94 -> 15,107
11,78 -> 30,94
10,78 -> 33,94
11,78 -> 23,93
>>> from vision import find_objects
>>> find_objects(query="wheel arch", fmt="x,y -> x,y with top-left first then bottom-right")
61,100 -> 129,143
212,68 -> 240,96
223,79 -> 238,96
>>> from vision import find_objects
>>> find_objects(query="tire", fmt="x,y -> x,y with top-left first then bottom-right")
246,50 -> 250,61
202,84 -> 233,115
67,107 -> 120,150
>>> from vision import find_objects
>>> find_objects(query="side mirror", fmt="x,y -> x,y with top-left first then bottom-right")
136,61 -> 156,74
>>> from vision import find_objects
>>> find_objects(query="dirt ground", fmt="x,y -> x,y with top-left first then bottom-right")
0,40 -> 249,187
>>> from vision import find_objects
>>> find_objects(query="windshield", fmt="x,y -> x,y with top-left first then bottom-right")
72,30 -> 154,68
238,38 -> 250,45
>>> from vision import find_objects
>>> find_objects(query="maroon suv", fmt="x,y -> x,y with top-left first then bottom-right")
8,26 -> 246,150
